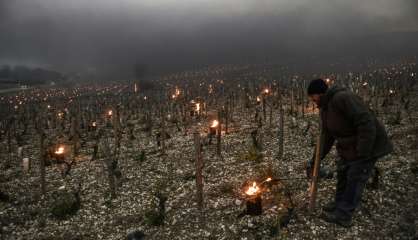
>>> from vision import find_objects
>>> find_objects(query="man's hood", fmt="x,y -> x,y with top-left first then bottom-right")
319,85 -> 346,109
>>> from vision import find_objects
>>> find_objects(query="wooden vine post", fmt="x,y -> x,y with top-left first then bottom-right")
216,110 -> 222,156
194,131 -> 204,216
309,115 -> 323,212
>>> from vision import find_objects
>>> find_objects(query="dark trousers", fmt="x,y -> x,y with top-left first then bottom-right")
334,158 -> 378,218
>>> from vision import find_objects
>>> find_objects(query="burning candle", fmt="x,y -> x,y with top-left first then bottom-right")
92,121 -> 97,127
256,96 -> 261,103
196,103 -> 201,113
211,119 -> 219,128
263,89 -> 269,94
55,146 -> 65,155
325,78 -> 331,85
245,182 -> 259,196
108,110 -> 113,117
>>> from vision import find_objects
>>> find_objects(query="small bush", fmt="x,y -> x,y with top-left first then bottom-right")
50,192 -> 80,219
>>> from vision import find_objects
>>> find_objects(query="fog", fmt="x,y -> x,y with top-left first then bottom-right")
0,0 -> 417,74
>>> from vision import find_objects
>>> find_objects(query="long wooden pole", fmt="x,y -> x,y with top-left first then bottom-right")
309,115 -> 322,212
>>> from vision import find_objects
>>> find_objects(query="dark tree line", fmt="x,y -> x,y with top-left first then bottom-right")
0,65 -> 64,85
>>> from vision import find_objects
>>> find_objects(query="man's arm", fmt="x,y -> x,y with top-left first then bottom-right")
320,127 -> 335,160
333,92 -> 376,161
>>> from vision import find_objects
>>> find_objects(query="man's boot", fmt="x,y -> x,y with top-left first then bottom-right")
322,201 -> 336,212
321,210 -> 352,228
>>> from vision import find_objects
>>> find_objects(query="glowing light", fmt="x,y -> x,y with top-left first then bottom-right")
245,182 -> 259,196
55,146 -> 64,155
211,120 -> 219,128
196,103 -> 201,113
108,110 -> 113,116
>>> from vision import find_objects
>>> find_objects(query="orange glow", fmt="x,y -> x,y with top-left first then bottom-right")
108,110 -> 113,116
196,103 -> 200,112
55,146 -> 64,155
211,119 -> 219,128
245,182 -> 259,196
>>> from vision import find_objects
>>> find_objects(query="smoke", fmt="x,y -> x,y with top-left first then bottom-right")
0,0 -> 417,71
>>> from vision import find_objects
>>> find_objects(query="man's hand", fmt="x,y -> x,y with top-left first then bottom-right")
306,158 -> 334,179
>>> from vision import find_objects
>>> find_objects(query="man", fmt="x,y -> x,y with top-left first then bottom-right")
306,78 -> 393,227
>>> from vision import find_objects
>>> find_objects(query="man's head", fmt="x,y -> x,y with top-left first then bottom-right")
307,78 -> 328,107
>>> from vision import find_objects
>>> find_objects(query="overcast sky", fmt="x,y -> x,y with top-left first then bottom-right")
0,0 -> 417,72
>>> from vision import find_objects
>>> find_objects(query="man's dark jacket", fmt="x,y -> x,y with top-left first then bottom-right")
319,86 -> 393,162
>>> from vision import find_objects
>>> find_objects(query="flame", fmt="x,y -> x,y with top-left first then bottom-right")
266,177 -> 272,182
108,110 -> 113,116
264,89 -> 269,94
362,82 -> 368,86
211,119 -> 219,128
256,96 -> 261,102
389,89 -> 394,94
55,146 -> 64,155
196,103 -> 200,112
92,121 -> 97,127
245,182 -> 259,196
325,78 -> 331,84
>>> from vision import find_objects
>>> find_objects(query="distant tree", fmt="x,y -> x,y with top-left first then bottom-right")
0,65 -> 12,79
10,65 -> 63,85
13,65 -> 32,83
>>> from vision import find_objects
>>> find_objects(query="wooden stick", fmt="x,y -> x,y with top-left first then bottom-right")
309,115 -> 322,212
194,131 -> 204,212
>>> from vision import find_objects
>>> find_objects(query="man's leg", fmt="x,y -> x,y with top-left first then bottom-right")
324,160 -> 348,212
335,160 -> 349,203
335,158 -> 377,219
